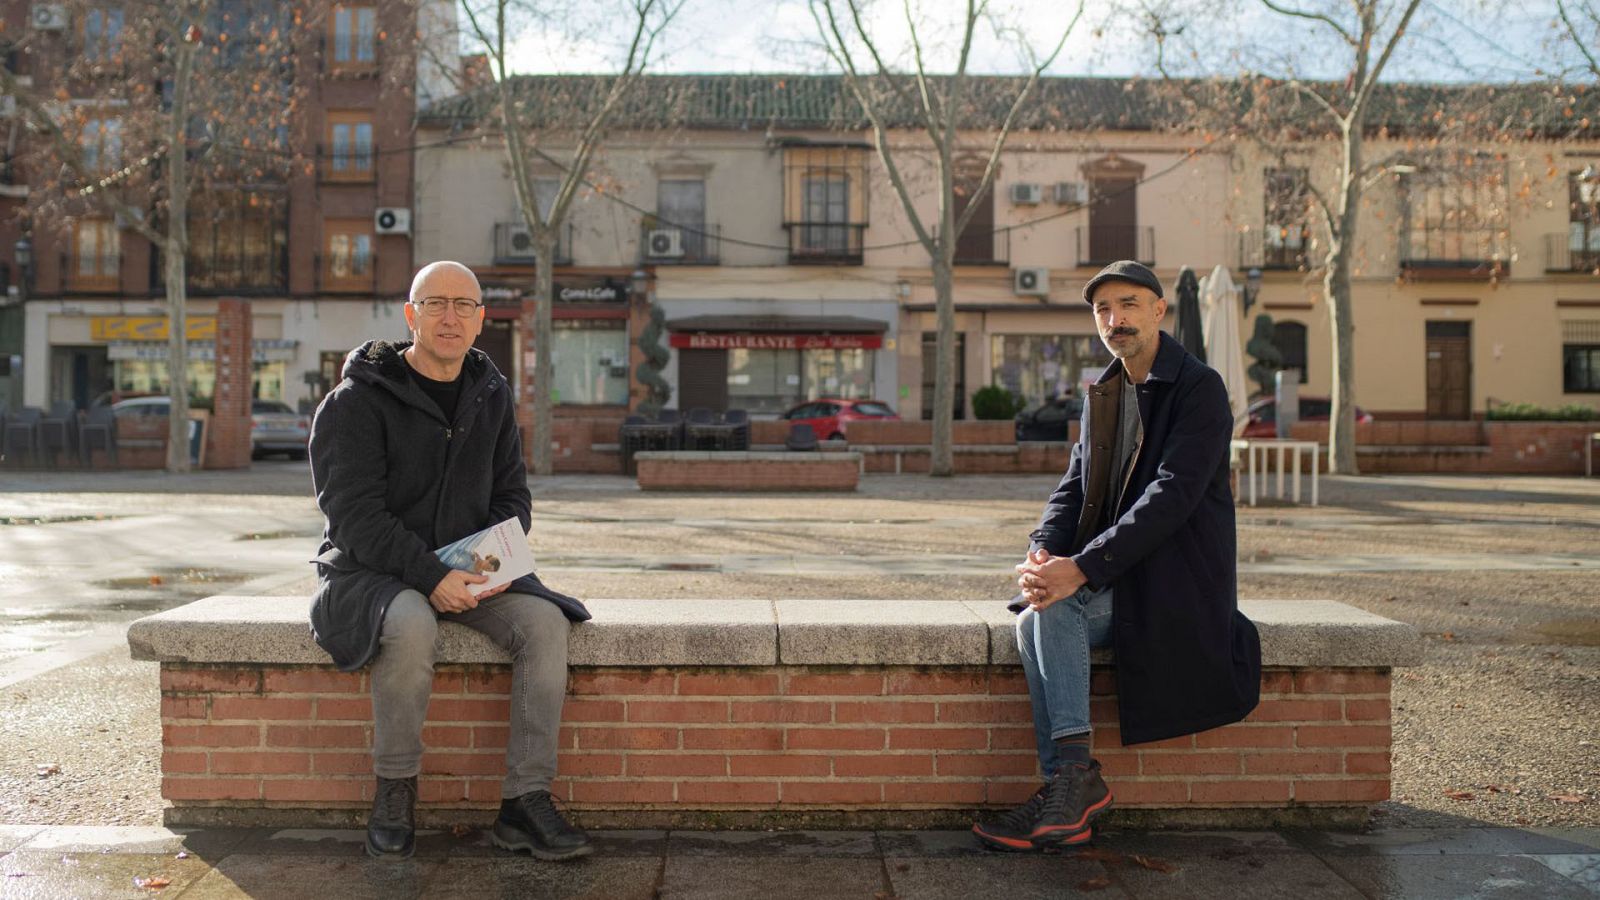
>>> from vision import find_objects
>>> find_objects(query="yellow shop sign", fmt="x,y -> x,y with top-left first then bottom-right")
90,317 -> 217,342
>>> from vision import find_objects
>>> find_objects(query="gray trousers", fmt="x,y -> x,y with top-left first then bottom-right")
371,590 -> 570,798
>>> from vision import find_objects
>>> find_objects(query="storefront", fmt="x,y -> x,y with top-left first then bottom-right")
903,304 -> 1106,420
666,315 -> 888,414
488,274 -> 642,411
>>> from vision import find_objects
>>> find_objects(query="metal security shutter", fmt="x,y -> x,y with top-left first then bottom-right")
677,348 -> 728,412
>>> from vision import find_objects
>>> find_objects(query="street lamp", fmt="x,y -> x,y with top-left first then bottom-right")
1243,266 -> 1262,315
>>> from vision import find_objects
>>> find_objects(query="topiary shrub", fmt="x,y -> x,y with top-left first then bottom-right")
971,385 -> 1026,420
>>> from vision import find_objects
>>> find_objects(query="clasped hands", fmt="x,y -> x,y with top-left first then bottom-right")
1014,548 -> 1087,611
428,569 -> 508,614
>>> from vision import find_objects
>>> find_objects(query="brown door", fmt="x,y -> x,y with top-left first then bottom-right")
478,319 -> 515,394
953,175 -> 994,263
921,332 -> 966,420
1425,321 -> 1471,419
1089,177 -> 1137,263
677,348 -> 728,412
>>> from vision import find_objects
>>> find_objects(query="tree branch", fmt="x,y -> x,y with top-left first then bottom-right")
1259,0 -> 1357,47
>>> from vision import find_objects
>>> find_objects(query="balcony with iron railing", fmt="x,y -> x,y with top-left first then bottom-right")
784,222 -> 866,265
1238,226 -> 1312,271
152,246 -> 289,295
1076,226 -> 1155,268
638,220 -> 721,265
493,221 -> 573,267
1399,227 -> 1509,280
1545,229 -> 1600,274
949,224 -> 1010,266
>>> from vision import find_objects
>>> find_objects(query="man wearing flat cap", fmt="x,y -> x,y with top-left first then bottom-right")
974,260 -> 1261,851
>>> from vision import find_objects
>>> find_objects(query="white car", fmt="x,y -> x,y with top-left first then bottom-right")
109,396 -> 310,460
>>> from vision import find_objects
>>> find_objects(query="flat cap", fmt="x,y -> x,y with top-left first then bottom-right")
1082,260 -> 1163,305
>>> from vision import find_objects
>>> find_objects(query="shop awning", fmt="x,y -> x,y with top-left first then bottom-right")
107,339 -> 299,363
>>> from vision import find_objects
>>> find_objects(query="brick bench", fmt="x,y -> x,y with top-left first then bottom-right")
128,597 -> 1419,829
634,451 -> 860,491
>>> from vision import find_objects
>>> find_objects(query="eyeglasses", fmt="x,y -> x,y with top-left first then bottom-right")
411,296 -> 484,317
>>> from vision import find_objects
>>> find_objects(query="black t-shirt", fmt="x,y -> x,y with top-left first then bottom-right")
406,357 -> 463,423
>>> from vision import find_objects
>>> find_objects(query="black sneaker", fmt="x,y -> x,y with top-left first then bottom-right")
366,775 -> 417,859
974,782 -> 1091,852
491,790 -> 594,861
1030,760 -> 1113,848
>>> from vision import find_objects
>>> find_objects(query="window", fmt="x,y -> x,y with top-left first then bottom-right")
330,5 -> 377,69
81,117 -> 122,171
72,218 -> 120,289
1564,321 -> 1600,393
725,347 -> 876,414
657,179 -> 708,260
323,219 -> 373,290
1272,321 -> 1309,384
83,7 -> 124,63
551,320 -> 628,405
1402,160 -> 1510,265
1263,167 -> 1309,268
1569,171 -> 1600,271
186,189 -> 288,292
326,112 -> 374,181
953,164 -> 996,263
783,146 -> 868,262
990,335 -> 1113,412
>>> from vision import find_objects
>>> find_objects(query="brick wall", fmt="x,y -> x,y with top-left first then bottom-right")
1284,420 -> 1597,474
207,299 -> 253,470
158,663 -> 1390,815
636,454 -> 859,491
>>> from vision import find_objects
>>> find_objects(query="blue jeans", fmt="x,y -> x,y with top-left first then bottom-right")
1015,584 -> 1114,778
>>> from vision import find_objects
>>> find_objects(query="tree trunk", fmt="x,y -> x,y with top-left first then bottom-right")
530,227 -> 556,477
1325,125 -> 1362,476
930,257 -> 955,477
164,38 -> 196,474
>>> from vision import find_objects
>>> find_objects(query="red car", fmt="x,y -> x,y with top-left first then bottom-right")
1244,396 -> 1372,438
779,398 -> 898,440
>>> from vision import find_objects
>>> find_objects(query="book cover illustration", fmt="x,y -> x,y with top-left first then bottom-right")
434,517 -> 537,597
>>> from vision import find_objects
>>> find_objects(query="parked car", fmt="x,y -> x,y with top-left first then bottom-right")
1243,396 -> 1372,438
250,400 -> 310,460
1015,396 -> 1084,442
779,398 -> 898,440
109,396 -> 172,418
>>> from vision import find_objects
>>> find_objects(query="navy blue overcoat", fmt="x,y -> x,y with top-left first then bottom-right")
1029,332 -> 1260,745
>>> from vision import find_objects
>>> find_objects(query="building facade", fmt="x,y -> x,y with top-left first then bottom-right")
1,0 -> 455,415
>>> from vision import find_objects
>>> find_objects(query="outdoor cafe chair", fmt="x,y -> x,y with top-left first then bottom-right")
79,404 -> 119,467
1,406 -> 43,466
785,422 -> 819,452
39,401 -> 78,467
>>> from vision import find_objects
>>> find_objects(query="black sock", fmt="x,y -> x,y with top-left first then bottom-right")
1054,732 -> 1092,769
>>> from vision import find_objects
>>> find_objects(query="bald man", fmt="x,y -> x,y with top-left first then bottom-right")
309,262 -> 593,861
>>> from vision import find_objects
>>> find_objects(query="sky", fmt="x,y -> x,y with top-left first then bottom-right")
480,0 -> 1586,85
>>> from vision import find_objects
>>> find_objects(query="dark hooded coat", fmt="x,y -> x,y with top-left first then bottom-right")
1027,332 -> 1260,745
308,340 -> 589,671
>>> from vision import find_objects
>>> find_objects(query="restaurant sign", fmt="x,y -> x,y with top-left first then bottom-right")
669,333 -> 883,351
91,317 -> 217,341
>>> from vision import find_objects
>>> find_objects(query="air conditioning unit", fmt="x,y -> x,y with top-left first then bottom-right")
1009,183 -> 1043,205
1053,181 -> 1087,205
502,222 -> 535,260
30,4 -> 67,31
645,228 -> 684,258
374,207 -> 411,235
1013,267 -> 1049,297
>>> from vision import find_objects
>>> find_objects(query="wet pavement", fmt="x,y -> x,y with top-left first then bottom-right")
0,824 -> 1596,899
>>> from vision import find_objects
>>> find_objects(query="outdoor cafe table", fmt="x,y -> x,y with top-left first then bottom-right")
1230,438 -> 1321,507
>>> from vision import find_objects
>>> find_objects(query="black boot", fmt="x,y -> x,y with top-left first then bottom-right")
1030,760 -> 1113,848
491,790 -> 593,860
366,775 -> 418,859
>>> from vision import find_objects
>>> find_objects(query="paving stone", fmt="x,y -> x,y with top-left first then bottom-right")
667,830 -> 878,857
658,856 -> 886,899
1316,852 -> 1595,899
176,855 -> 442,900
885,855 -> 1128,899
415,857 -> 661,900
445,829 -> 668,858
0,850 -> 213,900
876,829 -> 997,858
1108,845 -> 1363,899
18,825 -> 252,857
1292,826 -> 1600,857
0,828 -> 42,856
1525,853 -> 1600,891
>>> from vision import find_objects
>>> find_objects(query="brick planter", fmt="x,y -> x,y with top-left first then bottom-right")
635,451 -> 860,491
131,597 -> 1418,829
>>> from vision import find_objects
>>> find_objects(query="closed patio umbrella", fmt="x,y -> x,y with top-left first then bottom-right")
1198,265 -> 1250,437
1172,266 -> 1205,363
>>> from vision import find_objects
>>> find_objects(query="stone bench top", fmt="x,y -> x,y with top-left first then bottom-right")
634,451 -> 861,463
129,597 -> 1421,670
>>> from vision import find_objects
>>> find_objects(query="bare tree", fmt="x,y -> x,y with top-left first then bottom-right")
457,0 -> 682,477
808,0 -> 1080,476
2,0 -> 304,472
1147,0 -> 1427,474
1556,0 -> 1600,80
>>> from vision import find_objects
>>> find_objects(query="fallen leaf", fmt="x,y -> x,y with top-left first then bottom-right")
1484,784 -> 1509,794
1077,875 -> 1114,891
449,823 -> 471,838
35,764 -> 60,777
1549,793 -> 1586,804
1514,816 -> 1531,825
1129,854 -> 1178,873
133,875 -> 172,889
174,852 -> 188,860
148,575 -> 164,586
894,863 -> 909,872
1444,789 -> 1475,801
1438,632 -> 1456,642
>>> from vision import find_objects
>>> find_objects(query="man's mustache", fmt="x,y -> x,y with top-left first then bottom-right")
1108,327 -> 1139,337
